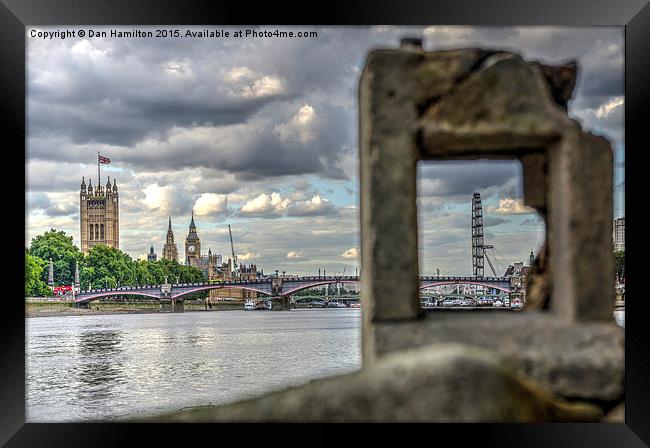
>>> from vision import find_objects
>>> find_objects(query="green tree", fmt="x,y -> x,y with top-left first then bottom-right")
81,244 -> 135,289
134,259 -> 156,286
614,250 -> 625,280
25,251 -> 51,296
29,229 -> 82,286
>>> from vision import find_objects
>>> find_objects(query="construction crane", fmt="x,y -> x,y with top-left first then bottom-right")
228,224 -> 238,275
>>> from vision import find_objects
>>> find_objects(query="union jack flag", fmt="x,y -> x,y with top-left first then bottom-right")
98,154 -> 111,164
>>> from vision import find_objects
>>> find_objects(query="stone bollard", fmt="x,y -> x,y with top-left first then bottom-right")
357,43 -> 622,404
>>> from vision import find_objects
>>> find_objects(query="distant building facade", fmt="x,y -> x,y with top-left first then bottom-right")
147,245 -> 157,262
504,251 -> 534,301
181,213 -> 262,301
80,177 -> 119,254
162,217 -> 179,261
613,217 -> 625,251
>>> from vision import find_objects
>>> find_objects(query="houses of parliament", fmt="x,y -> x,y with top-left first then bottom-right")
79,176 -> 119,254
80,176 -> 260,300
157,212 -> 262,300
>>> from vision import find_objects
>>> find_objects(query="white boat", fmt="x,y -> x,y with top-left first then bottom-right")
244,300 -> 255,311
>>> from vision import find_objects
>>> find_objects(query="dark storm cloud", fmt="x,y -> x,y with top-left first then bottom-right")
417,161 -> 521,200
28,95 -> 275,147
28,26 -> 622,185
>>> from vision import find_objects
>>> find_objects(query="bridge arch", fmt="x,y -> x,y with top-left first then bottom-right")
75,290 -> 162,304
419,281 -> 511,294
282,280 -> 360,296
170,284 -> 272,300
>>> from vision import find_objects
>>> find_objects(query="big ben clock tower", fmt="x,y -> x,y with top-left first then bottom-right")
185,211 -> 201,266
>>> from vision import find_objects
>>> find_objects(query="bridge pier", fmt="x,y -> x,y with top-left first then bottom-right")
271,296 -> 291,311
74,301 -> 89,309
160,299 -> 184,312
160,296 -> 184,312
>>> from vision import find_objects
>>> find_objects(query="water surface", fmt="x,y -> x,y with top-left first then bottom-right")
27,309 -> 362,421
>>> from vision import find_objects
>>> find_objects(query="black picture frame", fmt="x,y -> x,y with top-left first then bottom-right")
2,0 -> 648,445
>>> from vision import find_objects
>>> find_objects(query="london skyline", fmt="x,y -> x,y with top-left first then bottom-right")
26,26 -> 624,275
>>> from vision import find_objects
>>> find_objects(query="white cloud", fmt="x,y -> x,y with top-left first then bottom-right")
194,193 -> 228,216
238,192 -> 337,218
341,247 -> 359,258
142,184 -> 169,210
595,96 -> 624,119
273,104 -> 317,144
140,183 -> 192,216
287,195 -> 335,217
238,252 -> 259,261
70,39 -> 108,60
222,66 -> 285,98
164,60 -> 194,78
240,192 -> 290,216
286,250 -> 304,259
488,198 -> 535,215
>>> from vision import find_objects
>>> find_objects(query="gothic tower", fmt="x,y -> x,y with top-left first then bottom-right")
185,211 -> 201,266
162,217 -> 179,262
148,245 -> 157,262
80,176 -> 119,254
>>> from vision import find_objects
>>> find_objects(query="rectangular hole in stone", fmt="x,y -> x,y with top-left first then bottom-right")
416,159 -> 546,311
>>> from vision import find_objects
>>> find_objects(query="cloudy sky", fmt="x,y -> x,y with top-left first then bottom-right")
26,26 -> 624,276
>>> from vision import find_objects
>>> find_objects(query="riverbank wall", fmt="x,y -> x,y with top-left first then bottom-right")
25,300 -> 244,317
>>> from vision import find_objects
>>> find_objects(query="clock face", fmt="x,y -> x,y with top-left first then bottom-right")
188,245 -> 195,253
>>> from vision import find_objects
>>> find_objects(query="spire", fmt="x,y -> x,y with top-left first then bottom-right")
168,216 -> 172,231
106,176 -> 111,188
112,178 -> 118,192
80,177 -> 86,189
190,209 -> 196,229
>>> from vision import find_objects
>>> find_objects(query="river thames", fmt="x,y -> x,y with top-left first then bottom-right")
26,309 -> 362,422
27,307 -> 624,422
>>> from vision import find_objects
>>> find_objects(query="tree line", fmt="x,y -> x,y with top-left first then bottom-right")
25,229 -> 205,297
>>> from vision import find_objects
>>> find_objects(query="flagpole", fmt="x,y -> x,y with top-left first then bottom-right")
98,151 -> 101,189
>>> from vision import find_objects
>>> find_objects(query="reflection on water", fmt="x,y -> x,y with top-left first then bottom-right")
77,330 -> 125,405
27,309 -> 362,422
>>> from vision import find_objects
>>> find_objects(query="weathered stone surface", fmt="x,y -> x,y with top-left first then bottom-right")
420,53 -> 571,154
360,44 -> 617,373
520,151 -> 548,215
537,61 -> 578,110
151,344 -> 603,423
547,123 -> 615,321
372,312 -> 624,402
